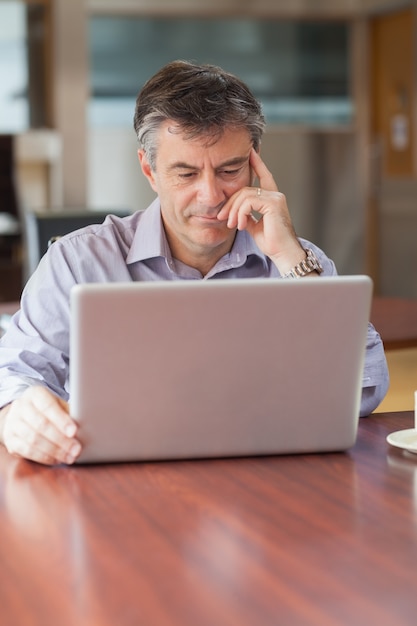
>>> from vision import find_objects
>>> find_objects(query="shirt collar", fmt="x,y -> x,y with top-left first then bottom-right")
126,199 -> 171,264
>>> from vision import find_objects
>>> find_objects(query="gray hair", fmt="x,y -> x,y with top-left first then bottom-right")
133,60 -> 265,170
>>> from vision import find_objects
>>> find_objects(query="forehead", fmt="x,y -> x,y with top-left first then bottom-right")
155,120 -> 252,165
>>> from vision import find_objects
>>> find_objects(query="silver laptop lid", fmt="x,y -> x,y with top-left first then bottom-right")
70,276 -> 372,463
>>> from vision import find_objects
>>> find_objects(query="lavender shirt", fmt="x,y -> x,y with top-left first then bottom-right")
0,199 -> 388,416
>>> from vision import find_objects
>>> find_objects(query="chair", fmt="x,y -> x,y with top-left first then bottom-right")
0,134 -> 23,301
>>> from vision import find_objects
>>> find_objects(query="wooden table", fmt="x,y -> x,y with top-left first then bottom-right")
371,297 -> 417,349
0,411 -> 416,625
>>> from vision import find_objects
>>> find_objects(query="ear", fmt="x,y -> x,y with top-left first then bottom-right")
138,150 -> 158,193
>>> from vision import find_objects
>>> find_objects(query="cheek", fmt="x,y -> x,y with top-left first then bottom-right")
227,171 -> 251,193
162,187 -> 195,219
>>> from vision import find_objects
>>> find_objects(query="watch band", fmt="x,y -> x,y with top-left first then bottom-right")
282,248 -> 323,279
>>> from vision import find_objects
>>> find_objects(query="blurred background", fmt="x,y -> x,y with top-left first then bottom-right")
0,0 -> 416,301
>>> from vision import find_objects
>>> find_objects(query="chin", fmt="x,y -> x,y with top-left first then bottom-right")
194,229 -> 234,250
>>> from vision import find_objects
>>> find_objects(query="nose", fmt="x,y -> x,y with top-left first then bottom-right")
196,172 -> 225,208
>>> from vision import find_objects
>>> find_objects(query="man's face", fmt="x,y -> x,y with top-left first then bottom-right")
139,121 -> 253,273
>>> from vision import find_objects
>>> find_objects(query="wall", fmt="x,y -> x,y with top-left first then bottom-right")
50,0 -> 88,207
15,0 -> 417,291
379,180 -> 417,297
87,127 -> 156,213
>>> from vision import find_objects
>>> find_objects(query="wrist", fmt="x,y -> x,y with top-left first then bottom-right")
270,242 -> 310,274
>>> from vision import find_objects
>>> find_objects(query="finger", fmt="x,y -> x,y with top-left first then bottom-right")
250,149 -> 278,192
7,414 -> 81,465
6,432 -> 58,465
221,189 -> 263,231
26,386 -> 77,438
4,387 -> 81,465
6,427 -> 80,465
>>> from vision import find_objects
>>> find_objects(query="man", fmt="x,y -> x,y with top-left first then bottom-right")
0,61 -> 389,465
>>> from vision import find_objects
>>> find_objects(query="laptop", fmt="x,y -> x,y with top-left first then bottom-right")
69,275 -> 372,463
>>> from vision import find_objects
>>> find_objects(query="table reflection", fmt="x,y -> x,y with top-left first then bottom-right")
0,456 -> 109,625
387,447 -> 417,518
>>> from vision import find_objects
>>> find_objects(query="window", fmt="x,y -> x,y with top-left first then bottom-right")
89,16 -> 352,128
0,1 -> 28,131
0,0 -> 48,132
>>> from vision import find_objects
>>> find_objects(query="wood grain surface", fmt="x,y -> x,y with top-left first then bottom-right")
0,411 -> 416,625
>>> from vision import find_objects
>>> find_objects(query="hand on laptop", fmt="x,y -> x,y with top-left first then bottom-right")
217,149 -> 306,275
0,386 -> 81,465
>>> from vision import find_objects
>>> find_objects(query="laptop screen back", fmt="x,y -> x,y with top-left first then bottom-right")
70,276 -> 372,463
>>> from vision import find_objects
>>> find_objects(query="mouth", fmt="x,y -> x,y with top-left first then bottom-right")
192,214 -> 226,225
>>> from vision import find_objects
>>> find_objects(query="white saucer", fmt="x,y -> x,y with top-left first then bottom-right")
386,429 -> 417,454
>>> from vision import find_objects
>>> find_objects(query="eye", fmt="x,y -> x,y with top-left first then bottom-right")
220,167 -> 242,177
178,171 -> 197,179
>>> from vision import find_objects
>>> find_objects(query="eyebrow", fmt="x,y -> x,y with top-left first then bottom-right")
168,155 -> 249,172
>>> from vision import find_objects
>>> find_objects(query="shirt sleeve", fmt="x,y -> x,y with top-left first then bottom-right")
0,244 -> 76,408
359,323 -> 389,416
0,217 -> 137,409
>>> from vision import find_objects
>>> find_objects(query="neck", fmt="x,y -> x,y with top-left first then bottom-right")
168,235 -> 235,277
172,244 -> 230,277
